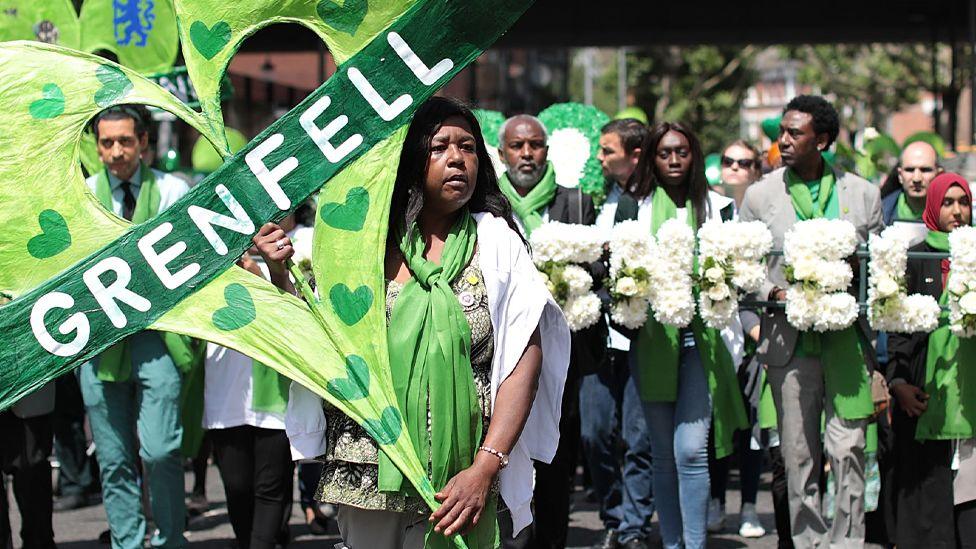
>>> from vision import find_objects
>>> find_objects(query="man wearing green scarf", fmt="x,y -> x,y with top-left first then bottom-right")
79,105 -> 193,549
739,95 -> 884,549
881,141 -> 942,226
496,114 -> 603,547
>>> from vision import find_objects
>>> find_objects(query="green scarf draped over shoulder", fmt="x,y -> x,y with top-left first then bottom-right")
896,192 -> 924,221
378,210 -> 496,548
635,188 -> 747,459
498,161 -> 557,236
784,165 -> 874,420
916,230 -> 976,440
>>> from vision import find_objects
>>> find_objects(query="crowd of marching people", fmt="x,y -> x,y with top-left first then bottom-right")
3,91 -> 975,549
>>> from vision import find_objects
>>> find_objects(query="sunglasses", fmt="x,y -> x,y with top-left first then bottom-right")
721,156 -> 756,169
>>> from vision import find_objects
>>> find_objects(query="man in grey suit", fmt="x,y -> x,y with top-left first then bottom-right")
739,95 -> 884,548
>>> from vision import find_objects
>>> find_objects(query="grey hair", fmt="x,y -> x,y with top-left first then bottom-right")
497,114 -> 548,148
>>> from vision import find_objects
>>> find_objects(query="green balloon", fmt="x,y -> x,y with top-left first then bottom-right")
192,127 -> 247,174
614,106 -> 649,125
705,153 -> 722,185
761,116 -> 781,141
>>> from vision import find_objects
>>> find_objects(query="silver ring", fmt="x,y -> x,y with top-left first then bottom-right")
275,239 -> 286,251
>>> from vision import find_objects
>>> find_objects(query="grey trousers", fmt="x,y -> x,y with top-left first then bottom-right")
335,505 -> 426,549
767,355 -> 867,549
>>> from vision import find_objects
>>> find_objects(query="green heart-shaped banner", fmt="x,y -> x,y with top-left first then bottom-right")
27,210 -> 71,259
317,0 -> 369,36
29,84 -> 66,120
363,406 -> 403,445
189,20 -> 231,61
212,283 -> 257,331
327,354 -> 370,401
329,283 -> 373,326
321,186 -> 369,231
93,64 -> 133,108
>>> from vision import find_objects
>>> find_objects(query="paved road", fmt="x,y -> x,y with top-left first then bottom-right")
6,462 -> 802,549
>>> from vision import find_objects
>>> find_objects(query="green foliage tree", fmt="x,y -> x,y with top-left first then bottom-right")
626,45 -> 758,155
784,44 -> 933,134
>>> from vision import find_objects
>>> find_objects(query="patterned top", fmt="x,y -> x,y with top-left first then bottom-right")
316,251 -> 494,512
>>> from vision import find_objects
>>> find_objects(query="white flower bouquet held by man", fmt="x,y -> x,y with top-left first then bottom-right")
696,220 -> 773,329
531,222 -> 604,331
867,227 -> 941,333
783,219 -> 859,331
948,226 -> 976,338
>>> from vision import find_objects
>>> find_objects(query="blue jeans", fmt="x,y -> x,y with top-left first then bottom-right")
642,346 -> 711,549
80,332 -> 186,549
579,349 -> 654,543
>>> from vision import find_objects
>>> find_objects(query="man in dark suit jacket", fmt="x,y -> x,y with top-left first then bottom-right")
496,114 -> 606,549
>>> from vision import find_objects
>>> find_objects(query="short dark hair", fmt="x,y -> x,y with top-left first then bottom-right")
783,95 -> 840,148
91,104 -> 151,140
390,96 -> 522,243
601,118 -> 648,154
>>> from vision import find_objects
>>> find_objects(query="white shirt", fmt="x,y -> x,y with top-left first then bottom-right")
203,343 -> 286,430
85,164 -> 190,217
285,213 -> 571,536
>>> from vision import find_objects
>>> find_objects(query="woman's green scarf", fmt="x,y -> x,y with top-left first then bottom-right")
378,210 -> 494,547
498,162 -> 557,236
896,192 -> 924,221
636,188 -> 747,458
916,230 -> 976,440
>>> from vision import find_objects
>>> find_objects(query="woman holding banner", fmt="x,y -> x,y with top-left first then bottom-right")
624,122 -> 746,549
887,172 -> 975,548
256,97 -> 569,549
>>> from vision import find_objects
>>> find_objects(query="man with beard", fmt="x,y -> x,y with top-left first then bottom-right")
497,114 -> 603,549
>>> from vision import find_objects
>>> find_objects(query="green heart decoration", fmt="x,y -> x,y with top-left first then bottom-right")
363,406 -> 403,445
316,0 -> 369,36
212,283 -> 257,331
189,20 -> 231,61
93,64 -> 133,108
329,283 -> 373,326
321,186 -> 369,231
0,3 -> 533,542
27,210 -> 71,259
29,84 -> 66,120
327,354 -> 370,401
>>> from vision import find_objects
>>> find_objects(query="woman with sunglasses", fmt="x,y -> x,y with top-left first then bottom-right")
707,140 -> 769,538
624,122 -> 747,549
718,140 -> 763,208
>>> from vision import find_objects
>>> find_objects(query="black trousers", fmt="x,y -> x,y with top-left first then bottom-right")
768,445 -> 794,549
211,425 -> 294,549
527,370 -> 581,549
52,371 -> 97,497
0,411 -> 55,549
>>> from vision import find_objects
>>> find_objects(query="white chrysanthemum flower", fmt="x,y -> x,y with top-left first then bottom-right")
611,298 -> 649,329
563,292 -> 602,331
531,222 -> 604,264
699,293 -> 738,329
562,264 -> 594,297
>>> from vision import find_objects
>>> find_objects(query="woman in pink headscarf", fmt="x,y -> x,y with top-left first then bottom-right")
886,172 -> 975,548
